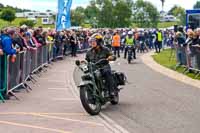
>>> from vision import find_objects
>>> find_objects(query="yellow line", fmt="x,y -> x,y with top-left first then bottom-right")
31,114 -> 104,127
0,112 -> 104,127
0,120 -> 71,133
0,112 -> 87,116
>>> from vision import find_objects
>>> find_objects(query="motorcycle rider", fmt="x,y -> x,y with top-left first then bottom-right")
124,31 -> 136,59
86,33 -> 116,97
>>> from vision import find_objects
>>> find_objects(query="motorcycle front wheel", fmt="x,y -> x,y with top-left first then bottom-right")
80,86 -> 101,115
128,57 -> 131,64
110,92 -> 119,105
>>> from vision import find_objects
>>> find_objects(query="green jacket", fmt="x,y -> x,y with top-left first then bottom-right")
86,46 -> 112,63
125,36 -> 134,46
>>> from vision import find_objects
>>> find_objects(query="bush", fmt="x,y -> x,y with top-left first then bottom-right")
19,20 -> 36,28
0,8 -> 16,23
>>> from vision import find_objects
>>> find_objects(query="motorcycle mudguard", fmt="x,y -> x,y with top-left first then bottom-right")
78,81 -> 95,88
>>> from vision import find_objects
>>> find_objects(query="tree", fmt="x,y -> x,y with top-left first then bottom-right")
19,20 -> 36,28
0,3 -> 4,8
194,1 -> 200,9
133,0 -> 159,28
112,0 -> 133,27
71,7 -> 86,26
0,8 -> 16,23
168,5 -> 185,25
93,0 -> 133,28
97,0 -> 114,28
160,0 -> 165,11
84,1 -> 100,28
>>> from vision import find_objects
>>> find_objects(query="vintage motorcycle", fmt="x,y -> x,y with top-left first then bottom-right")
75,59 -> 126,115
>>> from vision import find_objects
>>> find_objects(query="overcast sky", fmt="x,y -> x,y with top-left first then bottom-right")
0,0 -> 198,12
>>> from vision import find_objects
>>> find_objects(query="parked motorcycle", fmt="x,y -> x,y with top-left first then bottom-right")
75,59 -> 126,115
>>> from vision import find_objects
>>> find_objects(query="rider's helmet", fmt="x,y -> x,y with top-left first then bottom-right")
89,33 -> 103,46
128,31 -> 133,35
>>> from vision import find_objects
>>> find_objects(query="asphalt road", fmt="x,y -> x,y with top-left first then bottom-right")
73,54 -> 200,133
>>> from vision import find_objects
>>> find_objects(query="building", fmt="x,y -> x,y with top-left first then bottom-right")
160,15 -> 177,22
16,11 -> 56,18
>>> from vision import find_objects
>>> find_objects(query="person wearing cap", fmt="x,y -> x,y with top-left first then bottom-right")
86,33 -> 116,97
24,32 -> 37,50
112,32 -> 121,57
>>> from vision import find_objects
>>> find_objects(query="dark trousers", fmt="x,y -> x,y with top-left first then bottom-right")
71,45 -> 77,56
124,46 -> 136,59
155,41 -> 161,53
101,65 -> 115,94
113,47 -> 120,57
105,45 -> 112,50
63,44 -> 69,55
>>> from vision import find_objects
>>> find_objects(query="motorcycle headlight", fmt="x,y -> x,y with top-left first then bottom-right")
81,65 -> 89,73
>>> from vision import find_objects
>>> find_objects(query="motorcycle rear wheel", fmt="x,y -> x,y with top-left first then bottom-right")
80,86 -> 101,115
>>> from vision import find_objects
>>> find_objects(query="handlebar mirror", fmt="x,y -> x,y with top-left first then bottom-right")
75,60 -> 80,66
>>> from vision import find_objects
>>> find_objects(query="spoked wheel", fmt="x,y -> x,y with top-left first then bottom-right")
110,91 -> 119,105
80,86 -> 101,115
128,59 -> 131,64
128,57 -> 131,64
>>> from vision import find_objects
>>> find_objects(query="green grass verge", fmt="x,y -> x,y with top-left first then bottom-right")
152,49 -> 200,80
0,18 -> 55,29
157,22 -> 178,28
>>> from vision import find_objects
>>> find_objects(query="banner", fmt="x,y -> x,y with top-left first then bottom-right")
56,0 -> 72,31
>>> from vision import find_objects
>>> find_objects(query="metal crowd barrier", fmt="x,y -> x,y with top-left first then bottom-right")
37,46 -> 43,68
30,50 -> 38,73
187,46 -> 200,78
56,43 -> 64,59
23,50 -> 31,81
42,45 -> 48,65
175,46 -> 187,67
0,43 -> 89,101
7,53 -> 23,92
48,43 -> 54,62
0,55 -> 7,102
176,45 -> 200,78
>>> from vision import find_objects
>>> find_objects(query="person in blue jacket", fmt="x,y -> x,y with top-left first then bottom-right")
1,28 -> 19,55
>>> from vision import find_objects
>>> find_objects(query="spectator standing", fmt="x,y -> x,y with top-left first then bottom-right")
70,32 -> 78,57
155,30 -> 163,53
112,32 -> 121,57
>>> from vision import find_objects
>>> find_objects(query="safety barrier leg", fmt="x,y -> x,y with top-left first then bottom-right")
195,72 -> 200,79
0,93 -> 5,103
0,55 -> 7,103
8,91 -> 20,100
29,75 -> 37,83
